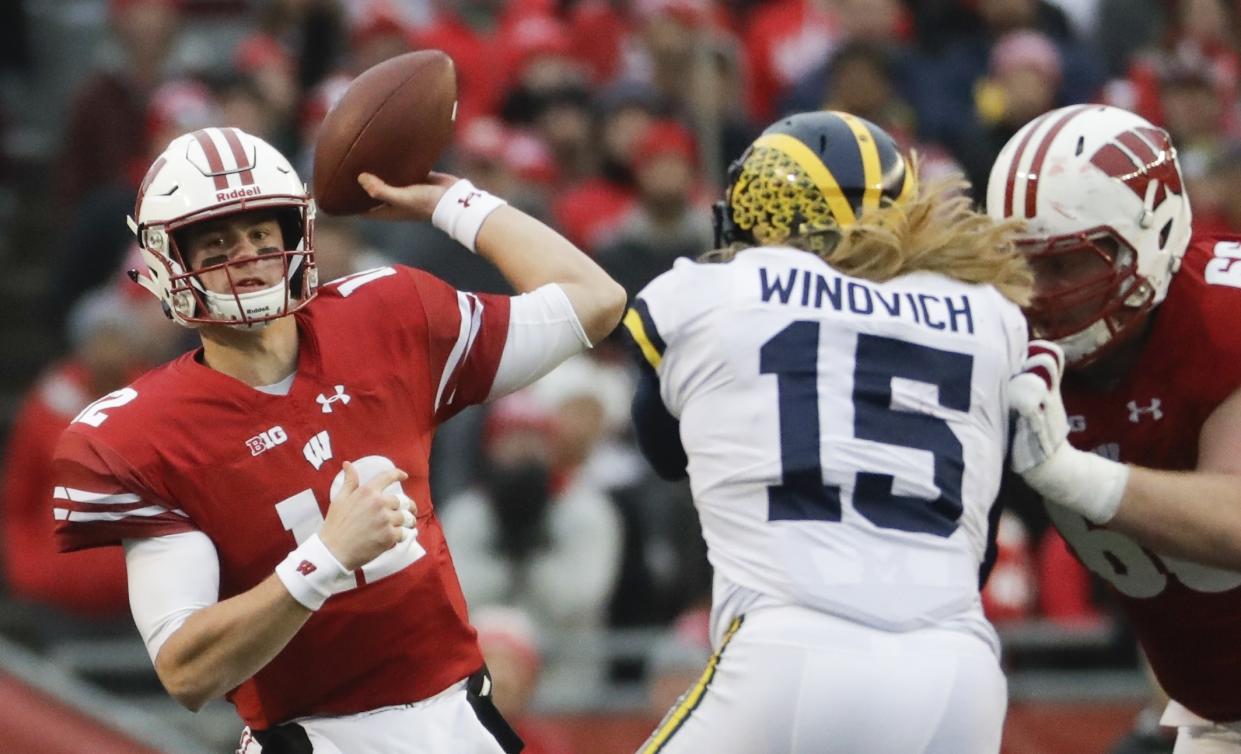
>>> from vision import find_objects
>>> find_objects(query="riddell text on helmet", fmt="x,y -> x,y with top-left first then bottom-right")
216,186 -> 263,202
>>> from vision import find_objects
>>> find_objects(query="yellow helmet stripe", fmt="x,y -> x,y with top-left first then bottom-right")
838,113 -> 883,212
754,133 -> 857,226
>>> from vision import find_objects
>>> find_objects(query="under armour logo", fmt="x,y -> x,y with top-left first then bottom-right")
458,191 -> 481,208
1127,398 -> 1163,423
296,560 -> 317,576
316,385 -> 351,413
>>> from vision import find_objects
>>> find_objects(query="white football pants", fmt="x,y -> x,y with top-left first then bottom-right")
639,604 -> 1006,754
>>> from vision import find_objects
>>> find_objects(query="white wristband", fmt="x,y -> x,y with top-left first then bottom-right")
274,534 -> 354,611
431,179 -> 506,253
1024,444 -> 1131,525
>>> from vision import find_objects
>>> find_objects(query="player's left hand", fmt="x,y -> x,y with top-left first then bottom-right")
1009,340 -> 1069,473
357,171 -> 458,222
1009,340 -> 1129,523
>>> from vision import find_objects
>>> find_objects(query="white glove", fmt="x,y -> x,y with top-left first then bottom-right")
1009,340 -> 1129,524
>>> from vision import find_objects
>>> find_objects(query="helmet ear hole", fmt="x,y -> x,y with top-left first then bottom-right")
1158,219 -> 1174,250
275,207 -> 304,250
171,229 -> 191,266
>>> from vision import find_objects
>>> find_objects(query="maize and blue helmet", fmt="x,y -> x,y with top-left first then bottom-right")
713,110 -> 916,251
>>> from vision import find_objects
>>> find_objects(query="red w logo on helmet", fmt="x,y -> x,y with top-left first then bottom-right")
1089,127 -> 1183,208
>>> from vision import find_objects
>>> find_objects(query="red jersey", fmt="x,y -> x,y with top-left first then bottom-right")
50,266 -> 511,729
1053,235 -> 1241,721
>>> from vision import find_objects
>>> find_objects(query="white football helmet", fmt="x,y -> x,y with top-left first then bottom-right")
986,104 -> 1192,366
128,127 -> 317,329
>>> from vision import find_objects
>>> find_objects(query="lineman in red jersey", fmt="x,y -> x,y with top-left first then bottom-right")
50,127 -> 625,752
989,105 -> 1241,751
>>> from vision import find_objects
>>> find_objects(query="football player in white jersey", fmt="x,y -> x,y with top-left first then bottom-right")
624,111 -> 1033,754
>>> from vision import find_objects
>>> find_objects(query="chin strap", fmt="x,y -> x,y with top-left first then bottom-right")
201,283 -> 285,331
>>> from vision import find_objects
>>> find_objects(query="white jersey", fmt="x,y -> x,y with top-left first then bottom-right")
630,247 -> 1027,646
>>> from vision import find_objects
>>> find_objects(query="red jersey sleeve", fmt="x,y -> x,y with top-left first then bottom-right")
51,429 -> 196,552
400,267 -> 511,423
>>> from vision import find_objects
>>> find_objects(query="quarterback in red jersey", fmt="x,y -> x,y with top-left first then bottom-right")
50,127 -> 625,752
989,105 -> 1241,751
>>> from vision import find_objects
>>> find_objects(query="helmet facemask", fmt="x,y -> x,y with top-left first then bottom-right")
1019,227 -> 1155,366
718,143 -> 843,253
136,201 -> 318,330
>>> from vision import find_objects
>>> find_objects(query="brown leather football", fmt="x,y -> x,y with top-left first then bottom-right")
313,50 -> 458,215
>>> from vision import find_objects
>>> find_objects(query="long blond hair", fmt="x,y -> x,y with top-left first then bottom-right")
704,172 -> 1034,306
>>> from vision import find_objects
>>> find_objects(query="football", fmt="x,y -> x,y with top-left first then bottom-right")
312,49 -> 458,215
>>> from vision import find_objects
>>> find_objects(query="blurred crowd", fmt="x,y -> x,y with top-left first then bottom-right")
3,0 -> 1240,740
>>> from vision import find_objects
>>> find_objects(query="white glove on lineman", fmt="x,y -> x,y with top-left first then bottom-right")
1009,340 -> 1130,524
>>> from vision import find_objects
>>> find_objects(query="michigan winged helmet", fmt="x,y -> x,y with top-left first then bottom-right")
714,111 -> 916,251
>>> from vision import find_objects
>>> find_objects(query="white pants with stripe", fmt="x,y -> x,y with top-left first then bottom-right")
1164,701 -> 1241,753
640,605 -> 1006,754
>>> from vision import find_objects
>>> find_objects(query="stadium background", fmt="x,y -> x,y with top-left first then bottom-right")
0,0 -> 1221,751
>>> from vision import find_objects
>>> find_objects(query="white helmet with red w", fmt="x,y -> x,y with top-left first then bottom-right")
986,104 -> 1192,366
128,127 -> 317,328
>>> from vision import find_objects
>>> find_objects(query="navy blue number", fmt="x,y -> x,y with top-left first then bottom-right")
852,334 -> 972,536
761,323 -> 973,537
760,321 -> 843,523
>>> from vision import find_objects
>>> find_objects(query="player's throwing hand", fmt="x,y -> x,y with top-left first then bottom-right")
320,461 -> 413,571
357,171 -> 458,222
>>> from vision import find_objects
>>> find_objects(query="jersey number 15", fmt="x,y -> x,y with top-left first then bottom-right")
762,322 -> 973,538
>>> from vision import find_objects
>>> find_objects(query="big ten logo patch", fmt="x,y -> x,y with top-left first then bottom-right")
247,426 -> 288,456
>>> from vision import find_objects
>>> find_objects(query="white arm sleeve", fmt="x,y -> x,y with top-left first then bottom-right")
486,283 -> 592,401
123,531 -> 220,663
